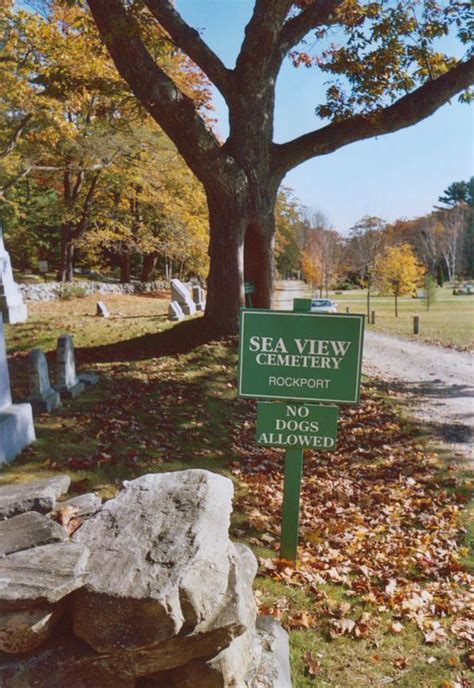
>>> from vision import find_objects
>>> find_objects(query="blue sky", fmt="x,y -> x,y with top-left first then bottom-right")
178,0 -> 473,234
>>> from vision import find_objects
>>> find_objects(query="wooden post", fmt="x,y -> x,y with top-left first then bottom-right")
279,297 -> 309,561
280,447 -> 304,561
370,310 -> 375,324
413,315 -> 419,334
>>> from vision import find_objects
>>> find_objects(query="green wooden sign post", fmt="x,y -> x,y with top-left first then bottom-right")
280,446 -> 304,560
282,299 -> 314,561
238,301 -> 364,561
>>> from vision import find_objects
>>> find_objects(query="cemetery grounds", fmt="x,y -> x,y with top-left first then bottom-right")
3,292 -> 473,688
315,286 -> 474,351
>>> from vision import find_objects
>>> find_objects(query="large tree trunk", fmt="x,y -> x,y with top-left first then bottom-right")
243,221 -> 274,309
204,193 -> 246,336
203,183 -> 277,335
120,254 -> 131,283
141,252 -> 158,282
57,223 -> 75,282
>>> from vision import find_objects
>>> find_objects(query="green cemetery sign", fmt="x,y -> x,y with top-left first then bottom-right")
239,309 -> 364,404
256,402 -> 339,449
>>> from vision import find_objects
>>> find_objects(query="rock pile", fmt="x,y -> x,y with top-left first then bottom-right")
0,470 -> 292,687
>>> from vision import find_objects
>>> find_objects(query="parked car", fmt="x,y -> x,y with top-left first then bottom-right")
310,298 -> 338,313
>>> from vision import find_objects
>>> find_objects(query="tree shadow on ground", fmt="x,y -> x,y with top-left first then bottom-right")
74,318 -> 232,365
2,340 -> 244,493
369,377 -> 473,462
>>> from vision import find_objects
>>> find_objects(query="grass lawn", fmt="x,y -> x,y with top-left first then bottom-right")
3,293 -> 473,687
312,286 -> 474,351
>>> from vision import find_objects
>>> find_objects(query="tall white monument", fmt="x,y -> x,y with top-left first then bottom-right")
0,224 -> 28,324
0,315 -> 35,464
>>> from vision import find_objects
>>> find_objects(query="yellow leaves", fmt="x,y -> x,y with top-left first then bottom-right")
301,248 -> 322,288
375,243 -> 425,297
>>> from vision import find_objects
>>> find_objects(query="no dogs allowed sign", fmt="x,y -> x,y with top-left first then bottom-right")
238,306 -> 365,561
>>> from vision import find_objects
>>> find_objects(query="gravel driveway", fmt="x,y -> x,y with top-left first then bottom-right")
274,281 -> 473,462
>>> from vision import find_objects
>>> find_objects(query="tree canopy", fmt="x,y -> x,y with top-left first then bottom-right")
0,0 -> 211,282
82,0 -> 474,334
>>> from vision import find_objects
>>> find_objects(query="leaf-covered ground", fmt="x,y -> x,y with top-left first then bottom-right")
3,295 -> 473,687
232,392 -> 473,686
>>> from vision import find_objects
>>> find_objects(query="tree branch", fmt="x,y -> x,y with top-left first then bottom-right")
235,0 -> 294,81
273,57 -> 474,176
86,0 -> 225,185
279,0 -> 344,55
0,167 -> 32,200
73,171 -> 102,241
0,113 -> 33,160
143,0 -> 233,101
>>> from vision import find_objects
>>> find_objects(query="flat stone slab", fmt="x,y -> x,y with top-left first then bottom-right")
0,475 -> 70,519
78,372 -> 99,386
1,542 -> 255,684
57,493 -> 102,519
57,381 -> 85,399
72,470 -> 235,652
0,542 -> 89,611
0,511 -> 67,556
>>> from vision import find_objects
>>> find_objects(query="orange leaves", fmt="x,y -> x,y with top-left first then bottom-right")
304,650 -> 321,676
53,504 -> 82,536
234,386 -> 472,647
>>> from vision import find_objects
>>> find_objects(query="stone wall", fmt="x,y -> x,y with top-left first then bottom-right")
19,280 -> 169,302
0,470 -> 292,687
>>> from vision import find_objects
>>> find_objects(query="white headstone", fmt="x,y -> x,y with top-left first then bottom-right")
96,301 -> 110,318
170,279 -> 196,316
55,335 -> 85,398
0,315 -> 12,412
0,225 -> 28,324
0,315 -> 35,464
28,349 -> 61,413
168,301 -> 184,322
192,285 -> 206,312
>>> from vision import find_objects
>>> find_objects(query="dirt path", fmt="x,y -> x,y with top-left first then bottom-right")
273,281 -> 473,462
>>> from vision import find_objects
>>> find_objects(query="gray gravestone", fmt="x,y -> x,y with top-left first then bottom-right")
0,316 -> 35,464
96,301 -> 110,318
78,371 -> 99,386
38,260 -> 49,274
170,279 -> 196,316
0,224 -> 28,324
168,301 -> 184,322
192,285 -> 206,312
55,336 -> 85,399
28,349 -> 61,413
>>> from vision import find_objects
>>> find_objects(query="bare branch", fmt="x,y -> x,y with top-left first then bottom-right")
0,113 -> 33,160
273,57 -> 474,176
144,0 -> 233,101
86,0 -> 225,185
279,0 -> 344,55
0,167 -> 32,200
